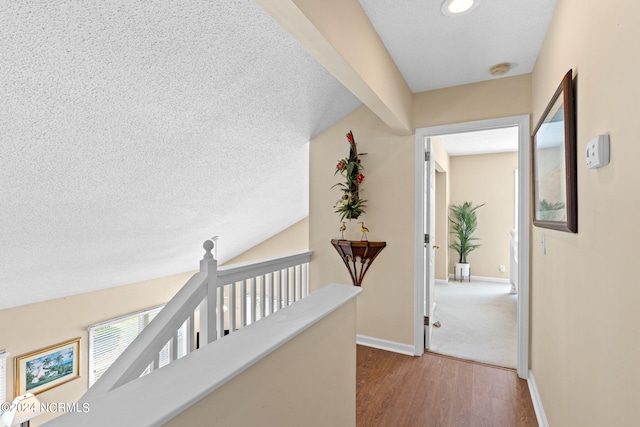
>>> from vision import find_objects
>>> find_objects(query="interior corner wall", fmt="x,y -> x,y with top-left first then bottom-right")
530,0 -> 640,425
434,170 -> 448,281
221,217 -> 309,266
0,274 -> 188,426
309,76 -> 530,348
309,106 -> 416,346
449,152 -> 517,279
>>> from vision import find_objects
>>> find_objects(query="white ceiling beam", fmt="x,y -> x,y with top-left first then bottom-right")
254,0 -> 413,135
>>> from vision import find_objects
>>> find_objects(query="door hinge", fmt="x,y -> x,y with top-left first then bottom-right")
425,151 -> 431,161
424,316 -> 429,326
424,234 -> 430,244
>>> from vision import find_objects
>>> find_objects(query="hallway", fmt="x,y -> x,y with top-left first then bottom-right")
356,346 -> 537,427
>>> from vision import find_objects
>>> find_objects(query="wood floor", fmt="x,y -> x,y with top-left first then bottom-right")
356,346 -> 538,427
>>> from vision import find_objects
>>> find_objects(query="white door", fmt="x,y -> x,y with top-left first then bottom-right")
424,138 -> 436,348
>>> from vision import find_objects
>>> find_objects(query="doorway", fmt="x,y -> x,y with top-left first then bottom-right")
414,115 -> 531,379
432,127 -> 518,368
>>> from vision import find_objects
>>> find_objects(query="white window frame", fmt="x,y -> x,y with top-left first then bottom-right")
88,306 -> 187,387
0,350 -> 10,427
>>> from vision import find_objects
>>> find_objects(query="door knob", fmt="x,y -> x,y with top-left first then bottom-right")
433,244 -> 440,249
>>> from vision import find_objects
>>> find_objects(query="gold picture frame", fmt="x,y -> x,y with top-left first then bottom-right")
15,338 -> 81,396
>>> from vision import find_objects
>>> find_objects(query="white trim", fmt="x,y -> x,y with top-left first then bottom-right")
527,370 -> 550,427
414,133 -> 427,356
356,335 -> 415,356
434,279 -> 449,285
414,115 -> 531,378
89,304 -> 165,329
49,284 -> 362,427
218,251 -> 312,285
0,350 -> 9,427
516,116 -> 531,379
446,274 -> 510,284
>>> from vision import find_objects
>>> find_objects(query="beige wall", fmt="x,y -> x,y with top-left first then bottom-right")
309,75 -> 531,347
310,107 -> 416,345
165,297 -> 357,427
0,273 -> 188,426
222,217 -> 309,265
449,152 -> 518,279
530,0 -> 640,425
413,74 -> 531,128
434,171 -> 448,280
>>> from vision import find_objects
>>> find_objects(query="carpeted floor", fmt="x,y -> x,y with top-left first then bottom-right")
429,280 -> 517,369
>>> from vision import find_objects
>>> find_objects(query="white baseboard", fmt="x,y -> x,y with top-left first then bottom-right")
356,334 -> 415,356
527,370 -> 549,427
435,279 -> 449,285
447,274 -> 510,284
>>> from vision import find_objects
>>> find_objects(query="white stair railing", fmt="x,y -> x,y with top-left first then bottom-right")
82,240 -> 311,403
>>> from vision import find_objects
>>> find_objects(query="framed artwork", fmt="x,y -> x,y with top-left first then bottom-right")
15,338 -> 81,396
532,69 -> 578,233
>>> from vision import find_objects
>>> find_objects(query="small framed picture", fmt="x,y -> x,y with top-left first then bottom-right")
15,338 -> 81,396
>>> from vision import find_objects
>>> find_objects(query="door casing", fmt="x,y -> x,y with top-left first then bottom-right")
413,115 -> 531,379
423,138 -> 436,349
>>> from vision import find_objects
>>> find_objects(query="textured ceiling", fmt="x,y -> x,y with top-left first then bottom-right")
1,0 -> 557,310
0,1 -> 360,309
359,0 -> 557,92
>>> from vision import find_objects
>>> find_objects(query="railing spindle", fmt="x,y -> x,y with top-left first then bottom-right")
284,267 -> 290,307
269,272 -> 275,314
260,275 -> 266,319
297,265 -> 302,301
250,277 -> 257,324
171,333 -> 178,362
187,314 -> 195,354
229,282 -> 236,333
276,270 -> 282,311
303,263 -> 309,297
217,286 -> 225,339
240,280 -> 247,327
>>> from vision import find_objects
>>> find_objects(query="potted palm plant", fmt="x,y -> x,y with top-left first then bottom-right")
449,201 -> 485,280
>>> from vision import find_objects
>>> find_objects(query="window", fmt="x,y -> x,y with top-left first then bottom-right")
0,350 -> 9,427
88,306 -> 187,387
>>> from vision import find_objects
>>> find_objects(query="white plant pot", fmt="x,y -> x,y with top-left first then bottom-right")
455,263 -> 470,278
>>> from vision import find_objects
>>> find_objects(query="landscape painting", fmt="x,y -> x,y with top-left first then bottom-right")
15,338 -> 81,395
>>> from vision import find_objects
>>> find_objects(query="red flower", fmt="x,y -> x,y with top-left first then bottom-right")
356,173 -> 364,184
346,132 -> 354,143
336,160 -> 346,171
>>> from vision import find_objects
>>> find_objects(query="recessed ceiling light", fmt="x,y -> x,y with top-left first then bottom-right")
490,62 -> 511,75
441,0 -> 481,16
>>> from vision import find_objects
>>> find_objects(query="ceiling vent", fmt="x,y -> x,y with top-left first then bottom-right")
490,62 -> 511,76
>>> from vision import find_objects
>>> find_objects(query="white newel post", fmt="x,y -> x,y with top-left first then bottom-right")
199,240 -> 218,346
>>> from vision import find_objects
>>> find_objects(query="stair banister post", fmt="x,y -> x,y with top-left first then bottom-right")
199,240 -> 218,346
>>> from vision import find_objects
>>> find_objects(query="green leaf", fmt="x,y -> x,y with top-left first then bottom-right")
448,201 -> 485,263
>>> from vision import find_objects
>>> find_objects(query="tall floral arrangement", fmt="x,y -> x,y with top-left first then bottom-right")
333,131 -> 366,221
